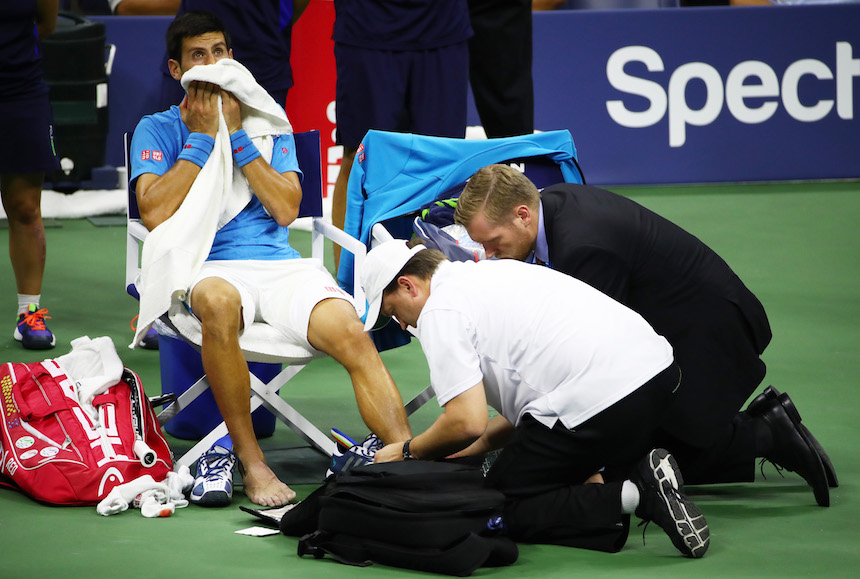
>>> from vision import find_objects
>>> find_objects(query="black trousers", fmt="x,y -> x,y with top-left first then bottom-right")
654,409 -> 772,485
485,364 -> 680,551
467,0 -> 534,137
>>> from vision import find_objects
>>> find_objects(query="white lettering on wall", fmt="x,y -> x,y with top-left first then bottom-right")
606,42 -> 859,147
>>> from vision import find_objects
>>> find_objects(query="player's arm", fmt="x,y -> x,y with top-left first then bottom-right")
374,383 -> 489,463
136,81 -> 220,230
222,90 -> 302,227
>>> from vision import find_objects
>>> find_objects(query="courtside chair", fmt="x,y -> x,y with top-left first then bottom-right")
338,129 -> 585,352
125,129 -> 367,468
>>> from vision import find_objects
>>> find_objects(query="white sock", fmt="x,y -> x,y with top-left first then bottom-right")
17,294 -> 40,316
621,480 -> 640,514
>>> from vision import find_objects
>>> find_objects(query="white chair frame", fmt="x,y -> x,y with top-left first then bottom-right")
125,130 -> 368,468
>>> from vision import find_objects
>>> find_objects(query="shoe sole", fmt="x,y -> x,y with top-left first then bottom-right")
14,328 -> 57,349
190,490 -> 232,507
646,449 -> 710,558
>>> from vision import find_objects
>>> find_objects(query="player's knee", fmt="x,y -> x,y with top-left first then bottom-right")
192,284 -> 242,330
308,301 -> 369,358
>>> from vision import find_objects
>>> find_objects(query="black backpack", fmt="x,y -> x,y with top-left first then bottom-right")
280,460 -> 518,576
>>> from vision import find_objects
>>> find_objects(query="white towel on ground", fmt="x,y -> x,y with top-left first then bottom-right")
95,466 -> 193,517
131,59 -> 292,348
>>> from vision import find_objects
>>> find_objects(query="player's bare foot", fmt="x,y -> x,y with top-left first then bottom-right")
240,460 -> 296,506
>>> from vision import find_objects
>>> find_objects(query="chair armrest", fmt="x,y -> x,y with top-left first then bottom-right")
125,220 -> 150,298
311,219 -> 367,318
128,220 -> 149,243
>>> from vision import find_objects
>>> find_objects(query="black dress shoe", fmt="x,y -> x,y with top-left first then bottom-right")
758,399 -> 830,507
748,386 -> 838,488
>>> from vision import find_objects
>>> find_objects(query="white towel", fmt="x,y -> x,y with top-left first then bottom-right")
131,59 -> 293,348
54,336 -> 125,423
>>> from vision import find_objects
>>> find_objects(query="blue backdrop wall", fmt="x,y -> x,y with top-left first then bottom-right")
96,4 -> 859,186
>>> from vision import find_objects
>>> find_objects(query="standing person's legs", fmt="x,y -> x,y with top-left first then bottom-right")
331,146 -> 355,269
467,0 -> 534,137
2,92 -> 59,348
1,174 -> 47,297
408,43 -> 469,140
2,173 -> 57,350
332,43 -> 408,269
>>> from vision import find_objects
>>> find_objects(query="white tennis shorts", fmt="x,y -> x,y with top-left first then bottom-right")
187,258 -> 354,350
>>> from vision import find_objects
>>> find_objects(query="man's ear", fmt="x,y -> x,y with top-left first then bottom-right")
514,204 -> 532,226
168,59 -> 183,81
398,275 -> 419,297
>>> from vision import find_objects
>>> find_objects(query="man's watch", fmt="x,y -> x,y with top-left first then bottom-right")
402,439 -> 417,460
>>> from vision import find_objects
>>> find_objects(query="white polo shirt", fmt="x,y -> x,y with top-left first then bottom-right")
416,260 -> 673,430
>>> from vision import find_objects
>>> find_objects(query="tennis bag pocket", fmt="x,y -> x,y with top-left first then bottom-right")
282,460 -> 518,576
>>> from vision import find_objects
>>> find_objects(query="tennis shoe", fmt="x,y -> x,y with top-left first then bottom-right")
326,444 -> 376,478
632,448 -> 710,558
330,429 -> 384,455
14,305 -> 56,350
357,433 -> 384,454
190,445 -> 236,507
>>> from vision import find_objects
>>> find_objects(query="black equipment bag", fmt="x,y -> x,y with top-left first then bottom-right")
280,460 -> 518,576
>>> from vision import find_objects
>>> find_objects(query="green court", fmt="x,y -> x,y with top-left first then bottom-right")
1,180 -> 857,578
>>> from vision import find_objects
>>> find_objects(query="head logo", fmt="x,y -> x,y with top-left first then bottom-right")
98,466 -> 125,497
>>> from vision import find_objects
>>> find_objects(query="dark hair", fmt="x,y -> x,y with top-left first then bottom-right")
383,244 -> 448,296
166,11 -> 232,62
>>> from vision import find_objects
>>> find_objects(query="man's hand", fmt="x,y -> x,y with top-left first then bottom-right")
221,89 -> 242,134
584,472 -> 604,484
372,443 -> 404,464
180,80 -> 221,137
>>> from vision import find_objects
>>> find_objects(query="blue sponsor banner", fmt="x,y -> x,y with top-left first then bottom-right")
101,7 -> 858,186
524,5 -> 860,185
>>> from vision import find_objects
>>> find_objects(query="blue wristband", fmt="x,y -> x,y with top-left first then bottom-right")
177,133 -> 215,168
230,129 -> 261,167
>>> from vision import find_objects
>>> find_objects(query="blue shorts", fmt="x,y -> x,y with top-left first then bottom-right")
334,42 -> 469,149
0,94 -> 60,174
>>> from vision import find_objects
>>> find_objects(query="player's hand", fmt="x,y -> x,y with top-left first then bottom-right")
221,89 -> 242,134
180,80 -> 220,137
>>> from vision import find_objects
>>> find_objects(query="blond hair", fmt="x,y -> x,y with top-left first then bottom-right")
454,164 -> 540,226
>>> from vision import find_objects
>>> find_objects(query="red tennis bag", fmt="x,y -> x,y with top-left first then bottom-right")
0,360 -> 172,505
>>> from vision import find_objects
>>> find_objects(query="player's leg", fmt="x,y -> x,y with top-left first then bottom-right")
306,297 -> 411,444
190,276 -> 295,507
